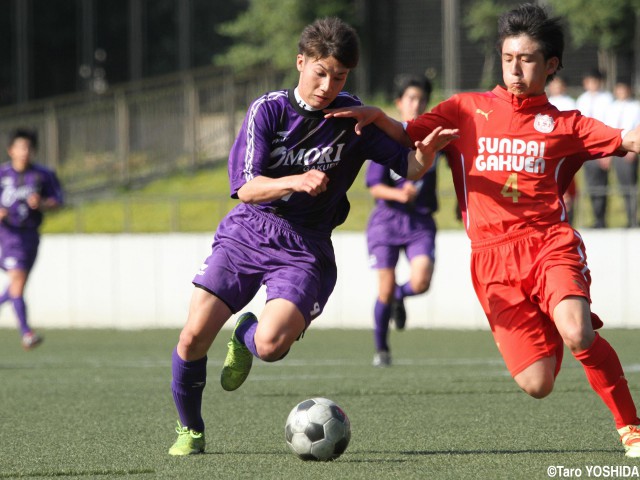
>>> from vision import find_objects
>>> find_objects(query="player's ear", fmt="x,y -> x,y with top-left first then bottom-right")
296,54 -> 305,73
546,57 -> 559,76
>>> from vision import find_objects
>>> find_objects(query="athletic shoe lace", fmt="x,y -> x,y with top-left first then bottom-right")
621,426 -> 640,446
175,425 -> 202,439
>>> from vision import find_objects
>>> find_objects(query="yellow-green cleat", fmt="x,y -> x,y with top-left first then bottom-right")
168,421 -> 205,456
220,312 -> 256,391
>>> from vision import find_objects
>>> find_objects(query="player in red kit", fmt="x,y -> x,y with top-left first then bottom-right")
327,3 -> 640,457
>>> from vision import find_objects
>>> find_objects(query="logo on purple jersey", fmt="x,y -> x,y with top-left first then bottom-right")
0,179 -> 37,207
196,263 -> 208,276
269,143 -> 346,172
273,131 -> 291,144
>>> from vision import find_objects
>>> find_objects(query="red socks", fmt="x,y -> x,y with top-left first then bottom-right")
573,333 -> 640,428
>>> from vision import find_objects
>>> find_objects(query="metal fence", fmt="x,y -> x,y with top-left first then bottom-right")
1,63 -> 638,233
0,65 -> 284,198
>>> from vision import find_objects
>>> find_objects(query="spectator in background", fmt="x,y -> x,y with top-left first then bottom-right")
547,75 -> 576,111
366,75 -> 437,367
0,128 -> 63,349
547,76 -> 579,225
576,69 -> 614,228
605,81 -> 640,228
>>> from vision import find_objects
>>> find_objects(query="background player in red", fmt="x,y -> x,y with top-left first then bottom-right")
327,3 -> 640,457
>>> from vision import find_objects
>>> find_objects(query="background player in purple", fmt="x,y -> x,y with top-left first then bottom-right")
168,17 -> 458,455
366,75 -> 438,367
0,128 -> 63,349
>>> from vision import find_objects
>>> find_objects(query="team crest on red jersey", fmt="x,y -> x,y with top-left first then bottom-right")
533,114 -> 554,133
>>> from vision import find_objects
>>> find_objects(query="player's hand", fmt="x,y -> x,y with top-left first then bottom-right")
415,127 -> 459,160
0,208 -> 7,220
324,106 -> 382,135
294,169 -> 329,197
27,193 -> 41,210
398,182 -> 418,204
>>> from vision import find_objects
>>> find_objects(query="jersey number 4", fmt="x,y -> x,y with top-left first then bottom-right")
501,173 -> 522,203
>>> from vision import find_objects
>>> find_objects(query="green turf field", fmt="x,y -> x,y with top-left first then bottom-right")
1,328 -> 639,479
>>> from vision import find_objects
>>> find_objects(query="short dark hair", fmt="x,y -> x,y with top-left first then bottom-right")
298,17 -> 360,69
8,127 -> 38,149
394,75 -> 433,103
584,68 -> 605,81
497,3 -> 564,79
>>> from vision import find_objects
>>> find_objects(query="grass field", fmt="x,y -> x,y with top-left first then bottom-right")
1,328 -> 639,479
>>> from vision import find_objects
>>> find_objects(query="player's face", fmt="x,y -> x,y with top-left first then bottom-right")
296,54 -> 350,110
395,86 -> 428,121
501,35 -> 558,98
7,138 -> 33,172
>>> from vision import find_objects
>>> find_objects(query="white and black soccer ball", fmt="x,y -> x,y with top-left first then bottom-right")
284,397 -> 351,461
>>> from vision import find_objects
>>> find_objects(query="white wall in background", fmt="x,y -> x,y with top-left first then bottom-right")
2,230 -> 638,330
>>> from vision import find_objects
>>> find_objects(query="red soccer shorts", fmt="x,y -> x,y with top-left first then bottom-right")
470,224 -> 598,377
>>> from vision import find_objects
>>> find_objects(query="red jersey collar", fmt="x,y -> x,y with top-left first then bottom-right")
491,85 -> 549,111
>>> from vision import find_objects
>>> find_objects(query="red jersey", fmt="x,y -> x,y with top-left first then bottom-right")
406,86 -> 624,242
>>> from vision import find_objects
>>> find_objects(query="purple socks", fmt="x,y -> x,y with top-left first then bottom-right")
235,315 -> 259,358
373,299 -> 391,352
171,348 -> 207,432
12,296 -> 29,336
394,282 -> 416,300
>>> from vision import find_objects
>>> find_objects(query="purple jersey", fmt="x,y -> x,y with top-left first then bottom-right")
228,89 -> 411,235
0,162 -> 63,230
365,160 -> 438,215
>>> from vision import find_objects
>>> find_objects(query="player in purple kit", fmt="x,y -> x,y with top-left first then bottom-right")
366,76 -> 438,367
0,128 -> 63,350
168,17 -> 458,455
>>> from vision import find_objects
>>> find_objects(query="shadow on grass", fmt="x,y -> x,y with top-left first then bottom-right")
0,468 -> 155,478
397,447 -> 620,456
334,447 -> 620,463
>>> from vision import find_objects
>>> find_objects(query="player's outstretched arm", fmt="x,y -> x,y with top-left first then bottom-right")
406,127 -> 459,180
237,170 -> 329,204
622,125 -> 640,154
325,106 -> 412,146
27,193 -> 60,211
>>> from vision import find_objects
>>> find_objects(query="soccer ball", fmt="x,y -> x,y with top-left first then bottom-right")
284,397 -> 351,461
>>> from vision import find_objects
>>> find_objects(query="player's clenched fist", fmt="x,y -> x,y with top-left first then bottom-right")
294,169 -> 329,197
27,193 -> 41,210
398,182 -> 418,204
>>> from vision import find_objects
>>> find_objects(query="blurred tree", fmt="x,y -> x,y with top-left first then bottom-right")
547,0 -> 639,89
213,0 -> 356,84
463,0 -> 508,90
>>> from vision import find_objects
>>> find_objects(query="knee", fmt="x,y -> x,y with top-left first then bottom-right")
254,330 -> 290,362
514,362 -> 556,399
412,278 -> 431,295
178,328 -> 205,355
8,285 -> 25,298
256,340 -> 287,362
561,324 -> 595,353
378,292 -> 394,304
378,284 -> 395,303
517,375 -> 555,399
